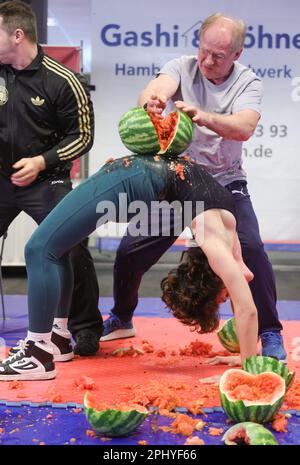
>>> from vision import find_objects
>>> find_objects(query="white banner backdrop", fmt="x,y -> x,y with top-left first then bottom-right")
91,0 -> 300,241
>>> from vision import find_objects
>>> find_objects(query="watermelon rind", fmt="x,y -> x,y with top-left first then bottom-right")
118,107 -> 193,156
217,317 -> 240,353
118,107 -> 160,154
222,422 -> 278,445
219,369 -> 286,423
165,111 -> 194,156
83,392 -> 148,437
243,355 -> 295,391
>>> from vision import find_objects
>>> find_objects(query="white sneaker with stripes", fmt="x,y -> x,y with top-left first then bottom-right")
0,340 -> 56,381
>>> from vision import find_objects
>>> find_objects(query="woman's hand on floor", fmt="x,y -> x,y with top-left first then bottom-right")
205,355 -> 241,366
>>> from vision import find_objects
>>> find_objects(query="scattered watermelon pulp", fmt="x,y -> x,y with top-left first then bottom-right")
83,391 -> 148,437
222,422 -> 278,445
219,369 -> 286,423
118,107 -> 194,156
243,355 -> 295,391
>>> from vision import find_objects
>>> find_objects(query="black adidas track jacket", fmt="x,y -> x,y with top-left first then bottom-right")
0,45 -> 94,181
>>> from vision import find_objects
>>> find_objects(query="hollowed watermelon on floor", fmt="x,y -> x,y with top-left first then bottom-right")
217,317 -> 240,353
243,355 -> 295,391
83,392 -> 148,436
219,369 -> 285,423
118,107 -> 194,156
222,422 -> 278,445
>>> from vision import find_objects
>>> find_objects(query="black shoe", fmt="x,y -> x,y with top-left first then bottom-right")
73,331 -> 99,356
0,340 -> 56,381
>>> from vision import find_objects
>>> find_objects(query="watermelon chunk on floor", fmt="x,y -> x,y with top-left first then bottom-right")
83,391 -> 148,437
222,422 -> 278,445
219,369 -> 286,423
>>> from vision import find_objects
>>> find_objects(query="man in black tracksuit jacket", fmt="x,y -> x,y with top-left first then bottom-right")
0,1 -> 103,356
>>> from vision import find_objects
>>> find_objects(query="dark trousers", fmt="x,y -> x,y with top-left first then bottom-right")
111,180 -> 282,335
0,174 -> 103,339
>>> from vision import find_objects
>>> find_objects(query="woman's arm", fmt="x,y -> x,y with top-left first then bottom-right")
193,214 -> 258,363
232,232 -> 254,283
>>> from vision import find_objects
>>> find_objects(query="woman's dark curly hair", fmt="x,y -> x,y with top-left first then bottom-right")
161,248 -> 223,333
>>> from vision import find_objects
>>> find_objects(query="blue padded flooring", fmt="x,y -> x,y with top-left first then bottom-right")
1,403 -> 300,446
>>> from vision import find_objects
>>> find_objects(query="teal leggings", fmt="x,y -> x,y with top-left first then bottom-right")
25,157 -> 167,333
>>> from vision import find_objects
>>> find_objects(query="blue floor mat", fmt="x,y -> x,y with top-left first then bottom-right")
0,403 -> 299,445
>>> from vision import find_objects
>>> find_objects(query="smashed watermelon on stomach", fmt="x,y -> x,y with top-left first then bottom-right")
118,107 -> 194,156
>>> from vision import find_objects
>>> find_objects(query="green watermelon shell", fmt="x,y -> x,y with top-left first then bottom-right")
217,317 -> 240,353
219,368 -> 286,423
118,107 -> 193,156
222,422 -> 278,445
83,392 -> 148,437
243,355 -> 295,391
166,111 -> 194,155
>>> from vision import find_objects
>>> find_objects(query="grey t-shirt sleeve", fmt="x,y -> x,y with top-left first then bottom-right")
232,78 -> 263,114
158,57 -> 182,84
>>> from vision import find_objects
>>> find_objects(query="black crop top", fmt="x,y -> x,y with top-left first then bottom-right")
141,155 -> 236,221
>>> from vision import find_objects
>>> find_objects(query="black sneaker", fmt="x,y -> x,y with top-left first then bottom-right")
51,325 -> 74,361
0,340 -> 56,381
73,331 -> 99,356
9,326 -> 74,362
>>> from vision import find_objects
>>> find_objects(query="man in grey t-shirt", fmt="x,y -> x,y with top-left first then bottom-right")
159,55 -> 262,187
101,13 -> 286,362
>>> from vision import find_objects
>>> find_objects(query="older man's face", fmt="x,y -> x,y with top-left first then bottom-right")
198,24 -> 242,85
